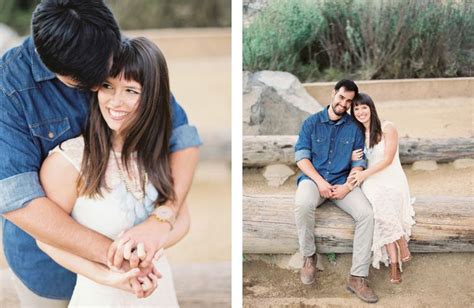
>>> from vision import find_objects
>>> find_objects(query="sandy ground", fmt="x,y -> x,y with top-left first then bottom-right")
243,97 -> 474,307
0,28 -> 231,306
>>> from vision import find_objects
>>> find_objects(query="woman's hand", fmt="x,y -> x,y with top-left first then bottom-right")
104,263 -> 162,298
348,170 -> 368,187
351,149 -> 364,161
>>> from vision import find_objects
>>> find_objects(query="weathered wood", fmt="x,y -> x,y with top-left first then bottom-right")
243,194 -> 474,254
172,262 -> 231,307
243,135 -> 474,167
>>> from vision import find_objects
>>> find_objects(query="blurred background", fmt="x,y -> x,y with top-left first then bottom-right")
0,0 -> 231,307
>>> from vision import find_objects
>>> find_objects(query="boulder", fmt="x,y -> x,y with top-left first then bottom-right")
412,160 -> 438,171
262,164 -> 294,187
453,158 -> 474,169
243,71 -> 324,135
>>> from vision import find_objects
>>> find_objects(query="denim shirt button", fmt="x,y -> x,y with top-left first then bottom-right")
48,131 -> 55,139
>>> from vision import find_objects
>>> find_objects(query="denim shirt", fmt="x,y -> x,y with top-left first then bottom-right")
0,37 -> 201,299
295,106 -> 366,185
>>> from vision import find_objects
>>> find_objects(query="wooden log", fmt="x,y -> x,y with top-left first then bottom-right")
243,194 -> 474,254
172,262 -> 231,307
243,135 -> 474,167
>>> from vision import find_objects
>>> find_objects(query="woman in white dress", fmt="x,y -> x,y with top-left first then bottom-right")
36,37 -> 190,306
349,93 -> 415,284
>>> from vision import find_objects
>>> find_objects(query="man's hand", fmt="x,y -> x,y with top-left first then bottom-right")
330,184 -> 351,200
108,218 -> 171,269
316,179 -> 334,198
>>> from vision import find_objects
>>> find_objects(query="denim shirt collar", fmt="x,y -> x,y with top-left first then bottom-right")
27,37 -> 56,82
320,105 -> 348,126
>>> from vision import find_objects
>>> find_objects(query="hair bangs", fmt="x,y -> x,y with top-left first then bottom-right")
109,39 -> 144,85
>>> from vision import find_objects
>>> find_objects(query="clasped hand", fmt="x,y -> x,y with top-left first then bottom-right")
106,218 -> 171,298
317,180 -> 351,200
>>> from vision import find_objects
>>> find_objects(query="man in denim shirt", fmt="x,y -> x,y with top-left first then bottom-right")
294,80 -> 378,303
0,1 -> 200,306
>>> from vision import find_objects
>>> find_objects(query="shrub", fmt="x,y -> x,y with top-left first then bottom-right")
243,0 -> 473,81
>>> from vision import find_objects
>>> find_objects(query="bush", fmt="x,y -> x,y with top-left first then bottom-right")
243,0 -> 325,81
0,0 -> 231,36
243,0 -> 473,81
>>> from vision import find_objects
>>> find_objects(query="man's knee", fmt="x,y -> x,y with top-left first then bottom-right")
295,181 -> 319,215
355,206 -> 374,223
295,195 -> 317,215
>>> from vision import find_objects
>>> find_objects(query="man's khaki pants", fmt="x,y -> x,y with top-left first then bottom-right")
294,179 -> 374,277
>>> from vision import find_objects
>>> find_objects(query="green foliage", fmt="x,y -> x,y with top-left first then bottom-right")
327,252 -> 336,264
243,0 -> 473,81
0,0 -> 230,36
243,0 -> 324,82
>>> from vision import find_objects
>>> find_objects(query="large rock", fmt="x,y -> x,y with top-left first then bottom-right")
0,24 -> 21,56
243,71 -> 324,135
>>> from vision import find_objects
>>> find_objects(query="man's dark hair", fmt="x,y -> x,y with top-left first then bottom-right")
334,79 -> 359,97
32,0 -> 121,89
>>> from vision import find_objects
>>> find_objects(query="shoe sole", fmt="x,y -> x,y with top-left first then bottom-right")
346,286 -> 378,303
301,278 -> 315,285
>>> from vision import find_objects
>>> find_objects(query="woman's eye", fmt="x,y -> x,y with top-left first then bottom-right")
102,83 -> 112,89
127,89 -> 140,95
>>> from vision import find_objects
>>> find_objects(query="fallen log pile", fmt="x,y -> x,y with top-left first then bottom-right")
243,194 -> 474,254
243,135 -> 474,167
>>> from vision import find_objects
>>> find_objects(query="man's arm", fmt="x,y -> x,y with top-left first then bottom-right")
295,116 -> 334,198
0,93 -> 112,265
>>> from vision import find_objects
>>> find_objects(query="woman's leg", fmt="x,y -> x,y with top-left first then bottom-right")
397,237 -> 412,262
385,242 -> 401,283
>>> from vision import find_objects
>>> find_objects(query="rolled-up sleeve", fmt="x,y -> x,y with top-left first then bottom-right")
295,117 -> 313,163
169,124 -> 202,153
351,127 -> 367,169
0,92 -> 44,214
169,95 -> 202,153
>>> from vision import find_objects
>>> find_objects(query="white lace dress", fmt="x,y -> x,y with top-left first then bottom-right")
361,121 -> 416,270
50,136 -> 179,307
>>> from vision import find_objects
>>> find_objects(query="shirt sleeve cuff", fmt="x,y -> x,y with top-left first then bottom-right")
169,124 -> 202,153
0,172 -> 45,214
351,159 -> 367,169
295,149 -> 311,162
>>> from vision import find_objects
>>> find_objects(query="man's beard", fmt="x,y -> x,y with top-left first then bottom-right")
332,103 -> 347,116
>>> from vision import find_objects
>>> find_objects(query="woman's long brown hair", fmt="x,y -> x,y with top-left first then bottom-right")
350,93 -> 382,148
78,37 -> 175,205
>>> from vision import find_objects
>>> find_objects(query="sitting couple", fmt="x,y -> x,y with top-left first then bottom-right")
294,79 -> 416,303
1,0 -> 200,307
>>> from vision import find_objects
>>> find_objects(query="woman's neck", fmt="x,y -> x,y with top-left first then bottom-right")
363,120 -> 371,132
112,133 -> 124,153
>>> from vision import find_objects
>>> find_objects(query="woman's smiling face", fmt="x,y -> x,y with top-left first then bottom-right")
98,75 -> 142,135
353,103 -> 371,125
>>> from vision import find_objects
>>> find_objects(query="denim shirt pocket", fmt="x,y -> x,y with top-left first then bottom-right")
311,134 -> 328,162
29,118 -> 71,143
336,137 -> 354,161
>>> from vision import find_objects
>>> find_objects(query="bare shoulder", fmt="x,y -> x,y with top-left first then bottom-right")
40,151 -> 80,213
382,121 -> 398,134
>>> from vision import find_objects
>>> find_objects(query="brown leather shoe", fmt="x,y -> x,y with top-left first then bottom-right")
346,276 -> 379,303
300,254 -> 316,285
